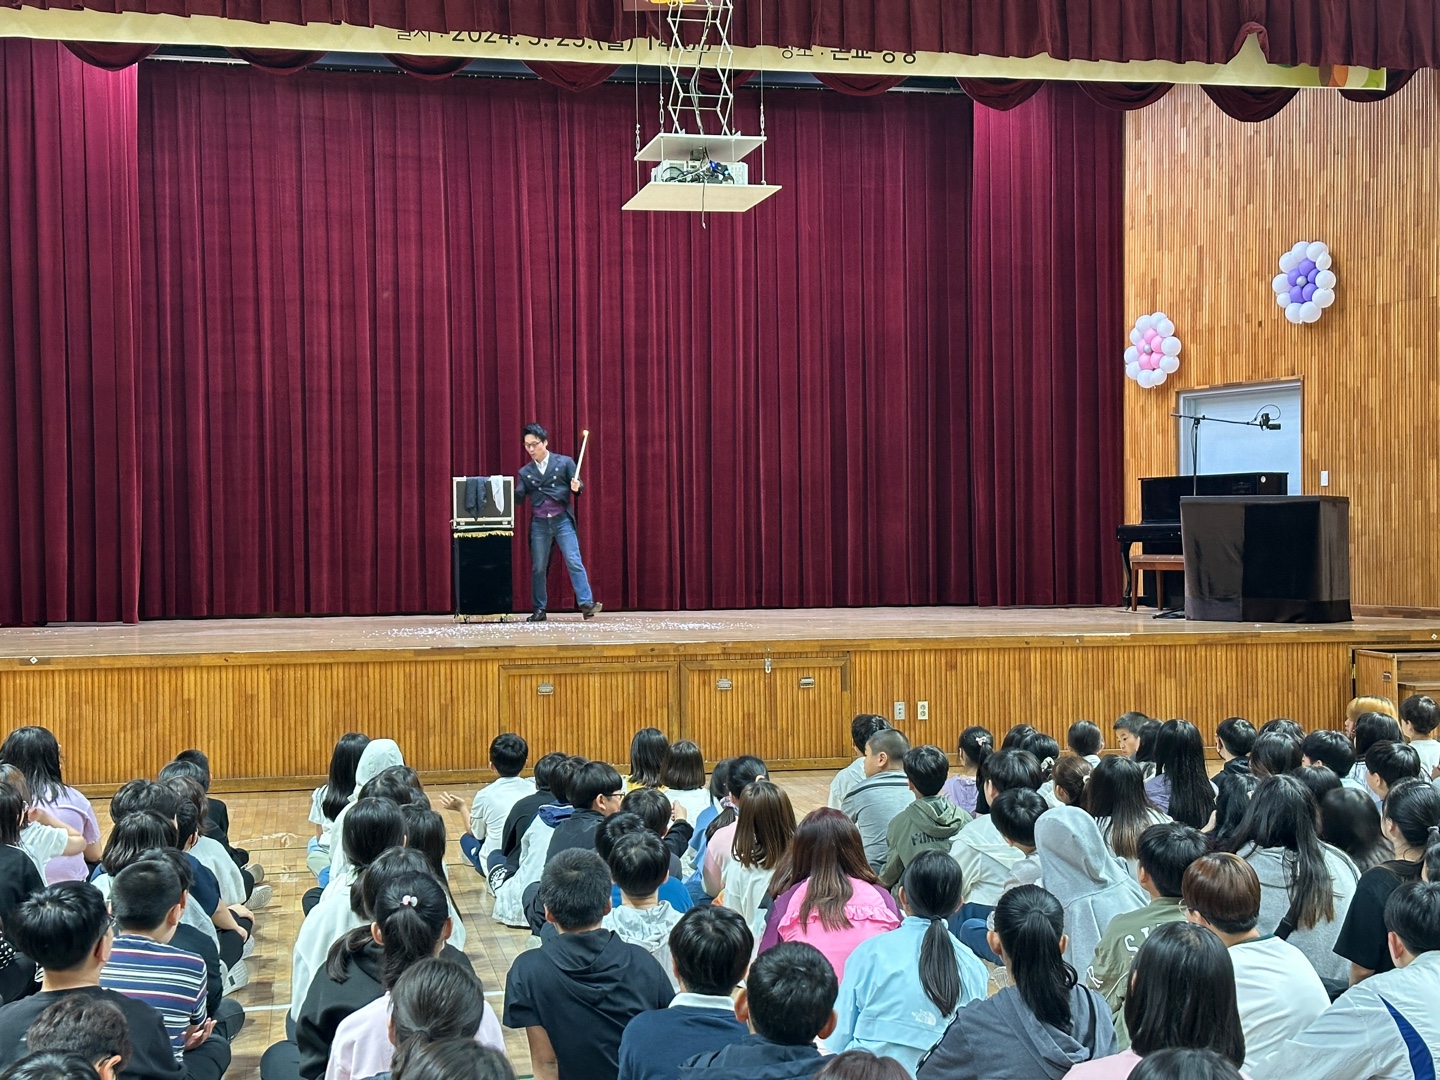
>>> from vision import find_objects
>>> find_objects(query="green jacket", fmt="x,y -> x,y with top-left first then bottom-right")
879,795 -> 971,887
1084,894 -> 1186,1048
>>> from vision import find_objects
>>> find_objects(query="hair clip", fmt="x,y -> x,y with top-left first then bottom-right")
400,894 -> 418,907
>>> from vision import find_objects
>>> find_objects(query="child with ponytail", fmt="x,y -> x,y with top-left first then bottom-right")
827,850 -> 988,1076
942,728 -> 993,815
918,885 -> 1117,1080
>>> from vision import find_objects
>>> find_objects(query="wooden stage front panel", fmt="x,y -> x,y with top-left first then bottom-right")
3,607 -> 1438,791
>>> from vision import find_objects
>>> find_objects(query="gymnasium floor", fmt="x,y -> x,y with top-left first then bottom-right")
167,770 -> 836,1079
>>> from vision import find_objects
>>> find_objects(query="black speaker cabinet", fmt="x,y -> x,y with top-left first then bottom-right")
452,534 -> 513,617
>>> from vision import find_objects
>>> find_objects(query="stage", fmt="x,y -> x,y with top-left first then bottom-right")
4,606 -> 1437,791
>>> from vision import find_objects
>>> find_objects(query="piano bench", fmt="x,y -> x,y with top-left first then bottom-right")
1129,554 -> 1186,611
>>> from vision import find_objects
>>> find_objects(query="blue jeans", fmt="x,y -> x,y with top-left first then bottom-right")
530,514 -> 593,610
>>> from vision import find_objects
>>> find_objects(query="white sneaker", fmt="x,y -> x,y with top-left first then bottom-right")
222,960 -> 250,995
241,932 -> 257,959
245,863 -> 266,884
247,884 -> 273,910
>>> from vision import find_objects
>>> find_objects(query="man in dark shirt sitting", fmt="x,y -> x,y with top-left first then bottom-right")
504,849 -> 673,1080
0,882 -> 181,1080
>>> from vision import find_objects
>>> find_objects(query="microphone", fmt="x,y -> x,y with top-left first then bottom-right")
1259,412 -> 1282,430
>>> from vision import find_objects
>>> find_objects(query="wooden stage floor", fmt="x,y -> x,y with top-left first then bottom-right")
3,606 -> 1437,791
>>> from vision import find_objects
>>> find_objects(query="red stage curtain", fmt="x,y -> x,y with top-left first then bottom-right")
968,83 -> 1125,605
384,53 -> 471,78
524,61 -> 617,91
958,78 -> 1044,111
813,72 -> 904,96
4,0 -> 1437,70
63,41 -> 157,69
1078,82 -> 1172,110
1203,85 -> 1298,123
223,47 -> 324,73
0,41 -> 142,625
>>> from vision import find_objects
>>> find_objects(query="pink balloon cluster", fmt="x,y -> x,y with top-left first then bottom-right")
1124,312 -> 1181,388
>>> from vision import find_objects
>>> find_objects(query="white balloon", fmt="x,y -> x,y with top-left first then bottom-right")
1161,336 -> 1182,356
1286,303 -> 1304,323
1160,356 -> 1180,374
1302,302 -> 1322,323
1275,291 -> 1291,308
1316,252 -> 1332,270
1292,241 -> 1309,256
1126,362 -> 1141,381
1157,318 -> 1176,338
1306,241 -> 1328,261
1315,269 -> 1337,290
1138,369 -> 1156,388
1279,252 -> 1300,273
1314,288 -> 1336,308
1136,315 -> 1155,332
1124,345 -> 1140,364
1151,369 -> 1168,386
1272,273 -> 1291,293
1130,327 -> 1143,345
1152,311 -> 1167,324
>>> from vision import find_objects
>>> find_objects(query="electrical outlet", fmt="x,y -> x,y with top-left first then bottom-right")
893,701 -> 906,721
1320,470 -> 1330,488
917,700 -> 930,720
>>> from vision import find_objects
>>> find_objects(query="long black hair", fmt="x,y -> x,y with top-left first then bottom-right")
1124,922 -> 1245,1066
900,850 -> 964,1016
958,727 -> 995,814
992,885 -> 1076,1031
0,782 -> 26,847
328,866 -> 449,988
1383,779 -> 1440,855
341,797 -> 406,880
322,733 -> 371,822
1353,712 -> 1403,759
389,957 -> 488,1078
1223,774 -> 1335,930
705,755 -> 766,842
1319,787 -> 1392,872
0,726 -> 68,804
1154,720 -> 1216,830
401,804 -> 457,908
1084,755 -> 1160,860
393,1039 -> 515,1080
627,728 -> 670,789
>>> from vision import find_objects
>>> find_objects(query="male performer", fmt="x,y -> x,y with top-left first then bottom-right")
516,423 -> 600,622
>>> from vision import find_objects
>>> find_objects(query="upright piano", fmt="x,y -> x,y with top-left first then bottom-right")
1118,472 -> 1288,607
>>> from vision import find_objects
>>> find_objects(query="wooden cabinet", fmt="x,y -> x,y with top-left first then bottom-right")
681,656 -> 850,767
501,663 -> 679,765
1353,649 -> 1440,706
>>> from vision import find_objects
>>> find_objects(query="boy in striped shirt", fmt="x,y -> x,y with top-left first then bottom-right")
101,857 -> 232,1080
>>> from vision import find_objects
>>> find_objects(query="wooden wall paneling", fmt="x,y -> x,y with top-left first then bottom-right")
1123,76 -> 1440,609
769,658 -> 850,762
499,662 -> 678,766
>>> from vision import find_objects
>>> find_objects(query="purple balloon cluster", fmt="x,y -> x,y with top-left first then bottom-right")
1272,241 -> 1336,324
1287,260 -> 1319,304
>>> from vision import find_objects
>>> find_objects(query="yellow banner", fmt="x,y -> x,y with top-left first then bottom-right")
0,7 -> 1386,89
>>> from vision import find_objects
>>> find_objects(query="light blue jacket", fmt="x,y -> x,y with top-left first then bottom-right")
825,916 -> 989,1076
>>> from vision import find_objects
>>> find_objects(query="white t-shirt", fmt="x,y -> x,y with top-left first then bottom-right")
1230,934 -> 1332,1075
469,775 -> 536,860
828,758 -> 868,810
18,823 -> 69,877
1407,738 -> 1440,777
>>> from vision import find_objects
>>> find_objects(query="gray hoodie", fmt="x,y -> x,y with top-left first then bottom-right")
602,901 -> 683,990
917,983 -> 1117,1080
842,770 -> 918,871
1034,806 -> 1147,978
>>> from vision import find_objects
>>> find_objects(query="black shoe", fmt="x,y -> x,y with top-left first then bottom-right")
580,602 -> 603,620
526,610 -> 547,622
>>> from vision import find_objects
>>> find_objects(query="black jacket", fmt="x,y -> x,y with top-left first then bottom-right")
0,987 -> 181,1080
678,1034 -> 826,1079
516,454 -> 582,523
501,786 -> 554,870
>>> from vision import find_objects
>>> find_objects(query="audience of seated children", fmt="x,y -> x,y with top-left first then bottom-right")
329,956 -> 502,1080
918,884 -> 1117,1080
1050,757 -> 1092,808
504,849 -> 673,1080
1398,694 -> 1440,778
1212,718 -> 1255,781
306,735 -> 370,879
327,741 -> 406,882
1301,730 -> 1360,789
1179,852 -> 1328,1074
491,757 -> 580,927
288,864 -> 463,1080
701,757 -> 767,896
158,757 -> 267,910
1253,880 -> 1440,1080
490,752 -> 567,889
939,727 -> 991,816
1318,787 -> 1392,873
954,788 -> 1048,963
597,813 -> 693,913
1364,741 -> 1422,806
759,810 -> 899,979
160,776 -> 247,912
1083,755 -> 1169,878
617,906 -> 751,1080
0,728 -> 102,885
1067,921 -> 1245,1079
0,783 -> 49,928
1222,773 -> 1359,992
0,882 -> 179,1080
1111,713 -> 1151,762
100,858 -> 232,1080
1066,722 -> 1104,768
546,762 -> 624,863
601,832 -> 685,988
719,782 -> 796,940
23,994 -> 131,1080
1085,823 -> 1208,1045
1350,712 -> 1403,797
1249,735 -> 1302,786
829,718 -> 892,812
621,788 -> 694,872
441,735 -> 533,874
623,730 -> 670,793
1032,806 -> 1147,979
828,850 -> 987,1076
1144,721 -> 1215,829
1333,777 -> 1440,983
0,766 -> 84,901
660,741 -> 713,826
879,746 -> 968,888
947,749 -> 1041,915
840,730 -> 913,873
677,941 -> 836,1079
